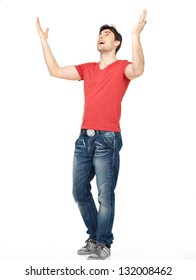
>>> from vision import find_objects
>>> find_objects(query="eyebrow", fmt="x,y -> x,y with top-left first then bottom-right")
100,30 -> 112,35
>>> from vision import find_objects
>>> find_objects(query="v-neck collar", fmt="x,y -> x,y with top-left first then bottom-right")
98,60 -> 119,70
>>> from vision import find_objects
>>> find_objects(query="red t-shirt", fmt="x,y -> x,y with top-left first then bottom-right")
75,60 -> 131,132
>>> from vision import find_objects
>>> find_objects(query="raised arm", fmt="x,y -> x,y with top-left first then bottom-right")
36,17 -> 80,80
125,9 -> 147,80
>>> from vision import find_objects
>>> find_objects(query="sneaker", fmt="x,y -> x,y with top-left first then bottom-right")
77,238 -> 96,255
87,244 -> 111,260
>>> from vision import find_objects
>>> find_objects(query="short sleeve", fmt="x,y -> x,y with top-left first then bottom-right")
75,64 -> 84,80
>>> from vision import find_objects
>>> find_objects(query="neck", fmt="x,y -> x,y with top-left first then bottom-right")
99,52 -> 118,69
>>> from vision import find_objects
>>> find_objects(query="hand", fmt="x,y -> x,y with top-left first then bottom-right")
131,9 -> 147,36
36,17 -> 49,40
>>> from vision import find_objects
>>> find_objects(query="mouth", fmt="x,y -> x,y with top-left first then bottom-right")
99,40 -> 105,45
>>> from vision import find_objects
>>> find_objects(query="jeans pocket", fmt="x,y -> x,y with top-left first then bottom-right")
117,133 -> 123,151
101,132 -> 115,149
75,136 -> 85,148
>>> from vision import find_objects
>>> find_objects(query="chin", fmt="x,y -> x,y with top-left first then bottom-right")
97,47 -> 102,53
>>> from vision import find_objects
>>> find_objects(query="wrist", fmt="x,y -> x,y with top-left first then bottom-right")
40,37 -> 48,45
131,32 -> 140,39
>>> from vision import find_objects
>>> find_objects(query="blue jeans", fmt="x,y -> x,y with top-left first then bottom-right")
72,130 -> 122,247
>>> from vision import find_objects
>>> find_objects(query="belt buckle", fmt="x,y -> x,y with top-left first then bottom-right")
87,129 -> 95,137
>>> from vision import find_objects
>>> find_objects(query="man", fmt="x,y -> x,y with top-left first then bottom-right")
36,9 -> 147,260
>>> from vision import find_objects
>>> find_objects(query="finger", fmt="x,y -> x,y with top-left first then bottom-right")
36,17 -> 44,33
46,28 -> 49,36
36,17 -> 41,29
139,10 -> 146,23
141,9 -> 147,23
136,14 -> 142,26
36,17 -> 40,26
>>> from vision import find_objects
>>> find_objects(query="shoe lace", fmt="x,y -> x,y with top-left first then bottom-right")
95,244 -> 108,254
85,238 -> 95,249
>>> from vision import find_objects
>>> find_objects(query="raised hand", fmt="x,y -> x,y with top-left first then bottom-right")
132,9 -> 147,36
36,17 -> 49,40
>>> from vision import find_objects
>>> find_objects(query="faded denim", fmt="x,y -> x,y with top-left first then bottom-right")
72,131 -> 122,247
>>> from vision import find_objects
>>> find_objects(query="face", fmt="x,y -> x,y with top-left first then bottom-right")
97,29 -> 119,53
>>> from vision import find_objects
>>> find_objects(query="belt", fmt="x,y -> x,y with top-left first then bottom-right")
81,129 -> 109,137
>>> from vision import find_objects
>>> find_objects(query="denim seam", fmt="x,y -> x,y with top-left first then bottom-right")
102,136 -> 116,244
85,163 -> 97,236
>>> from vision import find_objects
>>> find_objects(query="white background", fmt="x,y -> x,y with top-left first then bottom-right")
0,0 -> 196,272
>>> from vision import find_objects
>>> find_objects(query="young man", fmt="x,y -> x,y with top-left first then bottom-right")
36,9 -> 147,260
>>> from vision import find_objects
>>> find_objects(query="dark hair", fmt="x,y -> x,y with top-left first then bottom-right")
99,24 -> 122,54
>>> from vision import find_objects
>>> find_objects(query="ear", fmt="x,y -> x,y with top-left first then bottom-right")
114,40 -> 120,47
